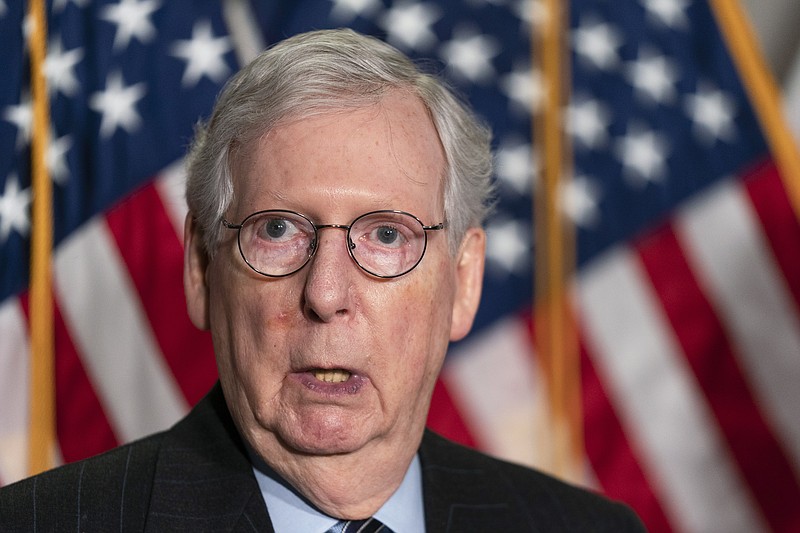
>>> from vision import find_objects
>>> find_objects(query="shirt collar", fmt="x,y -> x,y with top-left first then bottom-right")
251,454 -> 425,533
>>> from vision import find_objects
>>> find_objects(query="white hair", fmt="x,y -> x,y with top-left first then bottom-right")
186,28 -> 494,256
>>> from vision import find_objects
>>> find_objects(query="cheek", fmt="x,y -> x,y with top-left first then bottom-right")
380,269 -> 454,393
207,266 -> 300,382
210,255 -> 299,329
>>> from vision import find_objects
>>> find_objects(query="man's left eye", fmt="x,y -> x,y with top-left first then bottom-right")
375,226 -> 399,245
266,219 -> 289,238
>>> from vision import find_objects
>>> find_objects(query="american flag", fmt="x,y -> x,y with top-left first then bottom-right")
1,1 -> 799,532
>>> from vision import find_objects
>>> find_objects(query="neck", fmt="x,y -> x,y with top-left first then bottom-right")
249,433 -> 420,519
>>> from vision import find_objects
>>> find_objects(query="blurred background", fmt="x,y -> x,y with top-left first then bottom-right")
1,1 -> 799,531
743,0 -> 800,84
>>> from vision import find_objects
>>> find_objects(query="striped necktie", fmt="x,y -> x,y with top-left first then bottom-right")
325,517 -> 391,533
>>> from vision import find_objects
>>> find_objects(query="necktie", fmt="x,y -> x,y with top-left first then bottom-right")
325,517 -> 391,533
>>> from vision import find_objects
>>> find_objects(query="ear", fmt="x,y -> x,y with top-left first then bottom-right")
450,227 -> 485,341
184,213 -> 211,331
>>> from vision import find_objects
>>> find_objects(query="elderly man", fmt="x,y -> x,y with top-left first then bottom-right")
0,29 -> 644,532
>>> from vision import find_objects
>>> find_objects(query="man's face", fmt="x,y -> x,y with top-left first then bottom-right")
185,91 -> 484,464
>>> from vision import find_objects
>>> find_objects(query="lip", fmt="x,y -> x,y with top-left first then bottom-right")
290,369 -> 368,395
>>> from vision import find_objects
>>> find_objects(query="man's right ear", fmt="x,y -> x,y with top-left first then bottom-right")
183,213 -> 210,331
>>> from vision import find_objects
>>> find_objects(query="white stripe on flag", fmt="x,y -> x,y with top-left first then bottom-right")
155,160 -> 189,242
53,218 -> 188,443
676,177 -> 800,475
578,247 -> 767,533
0,298 -> 30,485
443,315 -> 546,468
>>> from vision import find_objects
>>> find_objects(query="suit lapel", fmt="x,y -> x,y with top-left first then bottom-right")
419,431 -> 534,533
144,384 -> 274,532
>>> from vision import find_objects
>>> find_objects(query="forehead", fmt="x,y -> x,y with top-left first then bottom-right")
231,91 -> 447,219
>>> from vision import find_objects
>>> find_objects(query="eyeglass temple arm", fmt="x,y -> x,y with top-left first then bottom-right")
221,219 -> 243,230
423,223 -> 445,231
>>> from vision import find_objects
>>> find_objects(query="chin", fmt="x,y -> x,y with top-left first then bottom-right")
289,437 -> 364,456
276,413 -> 378,456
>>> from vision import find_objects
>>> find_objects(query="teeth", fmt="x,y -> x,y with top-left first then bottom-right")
313,369 -> 351,383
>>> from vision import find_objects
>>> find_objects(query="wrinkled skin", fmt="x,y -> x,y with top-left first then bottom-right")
184,90 -> 485,518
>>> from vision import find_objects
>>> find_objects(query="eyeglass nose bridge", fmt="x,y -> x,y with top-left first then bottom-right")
308,223 -> 357,253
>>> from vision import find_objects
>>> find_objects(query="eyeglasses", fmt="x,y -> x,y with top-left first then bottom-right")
222,209 -> 446,279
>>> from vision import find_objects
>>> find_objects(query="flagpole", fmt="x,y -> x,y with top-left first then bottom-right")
533,0 -> 583,482
709,0 -> 800,221
27,0 -> 56,476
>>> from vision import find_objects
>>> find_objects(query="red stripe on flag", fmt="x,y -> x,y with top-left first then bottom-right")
19,293 -> 119,463
427,377 -> 479,449
744,159 -> 800,316
636,222 -> 800,533
525,308 -> 671,529
580,340 -> 674,533
105,182 -> 217,406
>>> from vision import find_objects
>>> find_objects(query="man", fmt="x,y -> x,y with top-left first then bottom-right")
0,29 -> 644,532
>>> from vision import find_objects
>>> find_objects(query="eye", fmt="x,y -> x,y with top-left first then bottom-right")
255,216 -> 303,242
361,221 -> 414,250
266,219 -> 288,238
374,225 -> 401,246
352,212 -> 423,252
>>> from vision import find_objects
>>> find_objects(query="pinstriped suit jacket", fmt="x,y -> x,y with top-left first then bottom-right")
0,384 -> 645,532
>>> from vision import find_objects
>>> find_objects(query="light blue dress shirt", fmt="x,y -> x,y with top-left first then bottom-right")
251,454 -> 426,533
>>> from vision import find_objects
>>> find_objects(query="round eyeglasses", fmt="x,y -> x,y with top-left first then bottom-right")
222,209 -> 446,279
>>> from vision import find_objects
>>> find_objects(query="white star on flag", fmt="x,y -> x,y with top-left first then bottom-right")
500,63 -> 543,116
624,47 -> 679,105
170,20 -> 233,87
684,83 -> 738,145
44,39 -> 84,98
485,217 -> 531,277
561,175 -> 602,228
100,0 -> 161,51
22,11 -> 34,43
439,25 -> 500,84
566,96 -> 611,150
615,122 -> 670,186
495,138 -> 536,195
513,0 -> 548,33
0,173 -> 31,243
48,133 -> 73,185
379,1 -> 441,51
572,17 -> 623,70
640,0 -> 690,29
90,71 -> 147,138
3,95 -> 32,150
328,0 -> 381,23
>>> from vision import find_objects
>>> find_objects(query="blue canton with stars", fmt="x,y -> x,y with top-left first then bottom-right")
568,0 -> 765,265
1,0 -> 238,303
0,0 -> 770,339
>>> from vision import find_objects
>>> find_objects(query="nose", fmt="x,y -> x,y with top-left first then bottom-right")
302,228 -> 355,322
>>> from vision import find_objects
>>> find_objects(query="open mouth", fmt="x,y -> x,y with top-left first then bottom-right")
312,369 -> 352,383
295,367 -> 365,395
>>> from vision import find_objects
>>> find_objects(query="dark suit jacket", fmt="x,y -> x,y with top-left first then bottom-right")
0,384 -> 645,532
